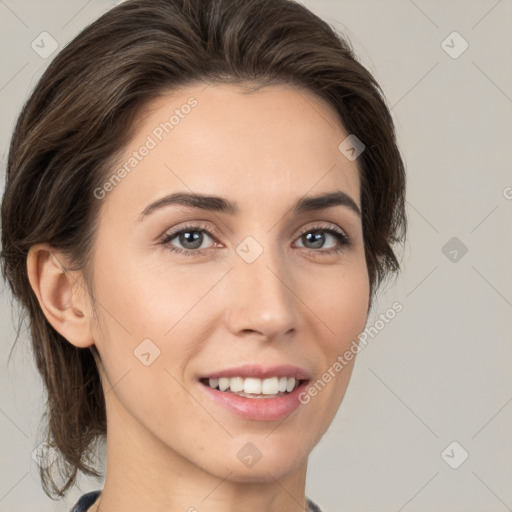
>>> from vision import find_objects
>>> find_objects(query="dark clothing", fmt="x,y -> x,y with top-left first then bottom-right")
70,490 -> 101,512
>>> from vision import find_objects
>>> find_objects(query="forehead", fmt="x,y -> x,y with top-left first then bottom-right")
101,82 -> 361,219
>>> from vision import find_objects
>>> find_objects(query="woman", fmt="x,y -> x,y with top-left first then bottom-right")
0,0 -> 406,510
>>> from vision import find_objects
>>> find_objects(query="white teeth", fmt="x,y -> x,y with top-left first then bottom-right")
205,376 -> 299,395
243,377 -> 261,394
261,377 -> 279,395
218,377 -> 230,391
230,376 -> 244,392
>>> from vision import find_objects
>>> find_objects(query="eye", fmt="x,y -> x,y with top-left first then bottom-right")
160,222 -> 217,256
159,222 -> 351,256
294,224 -> 351,254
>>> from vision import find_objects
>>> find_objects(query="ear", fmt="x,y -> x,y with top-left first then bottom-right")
26,243 -> 94,348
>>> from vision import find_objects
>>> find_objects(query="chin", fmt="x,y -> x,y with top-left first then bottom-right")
220,460 -> 306,484
201,443 -> 309,483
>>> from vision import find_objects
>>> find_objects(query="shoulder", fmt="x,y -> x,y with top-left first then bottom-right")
69,490 -> 101,512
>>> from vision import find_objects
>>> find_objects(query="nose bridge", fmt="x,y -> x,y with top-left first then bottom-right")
227,235 -> 297,337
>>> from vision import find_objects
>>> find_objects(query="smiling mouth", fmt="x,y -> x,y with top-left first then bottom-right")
199,376 -> 307,398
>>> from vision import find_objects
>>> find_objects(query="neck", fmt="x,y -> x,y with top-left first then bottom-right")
90,398 -> 310,512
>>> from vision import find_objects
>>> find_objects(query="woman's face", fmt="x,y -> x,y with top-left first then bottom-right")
86,82 -> 370,482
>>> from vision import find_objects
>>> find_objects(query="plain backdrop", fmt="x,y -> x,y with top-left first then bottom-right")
0,1 -> 511,511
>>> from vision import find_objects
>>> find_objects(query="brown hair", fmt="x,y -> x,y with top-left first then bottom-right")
0,0 -> 406,499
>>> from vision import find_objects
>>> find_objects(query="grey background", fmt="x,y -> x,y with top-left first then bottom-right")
1,1 -> 511,511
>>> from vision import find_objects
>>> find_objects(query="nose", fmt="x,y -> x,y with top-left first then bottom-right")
225,241 -> 298,341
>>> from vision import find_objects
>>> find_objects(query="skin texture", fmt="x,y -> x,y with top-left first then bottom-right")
27,83 -> 370,512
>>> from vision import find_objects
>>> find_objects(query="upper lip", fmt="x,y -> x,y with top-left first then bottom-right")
200,364 -> 312,381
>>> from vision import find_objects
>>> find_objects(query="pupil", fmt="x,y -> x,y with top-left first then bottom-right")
304,231 -> 324,249
181,231 -> 202,249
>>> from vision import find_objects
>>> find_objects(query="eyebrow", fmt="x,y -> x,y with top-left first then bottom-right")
138,189 -> 361,221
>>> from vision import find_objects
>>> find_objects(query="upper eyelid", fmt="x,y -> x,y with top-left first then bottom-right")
296,223 -> 347,237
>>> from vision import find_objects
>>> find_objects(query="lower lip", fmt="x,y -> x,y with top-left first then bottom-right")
199,380 -> 309,421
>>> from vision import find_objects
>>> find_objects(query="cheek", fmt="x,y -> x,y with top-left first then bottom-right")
306,258 -> 369,398
311,257 -> 370,342
91,244 -> 208,336
293,261 -> 369,447
89,250 -> 227,399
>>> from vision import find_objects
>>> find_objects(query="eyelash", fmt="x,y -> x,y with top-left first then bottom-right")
159,222 -> 351,257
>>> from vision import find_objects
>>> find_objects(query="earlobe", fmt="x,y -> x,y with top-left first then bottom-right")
26,244 -> 94,348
